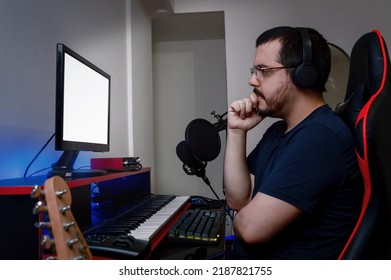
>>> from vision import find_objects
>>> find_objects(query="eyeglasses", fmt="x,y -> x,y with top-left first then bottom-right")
250,65 -> 294,79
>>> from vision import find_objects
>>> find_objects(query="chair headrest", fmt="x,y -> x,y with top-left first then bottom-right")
335,30 -> 389,133
346,31 -> 387,99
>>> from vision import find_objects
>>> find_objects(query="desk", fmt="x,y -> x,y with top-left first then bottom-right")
0,169 -> 151,260
0,168 -> 226,260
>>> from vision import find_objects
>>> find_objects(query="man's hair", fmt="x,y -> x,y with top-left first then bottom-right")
255,26 -> 331,92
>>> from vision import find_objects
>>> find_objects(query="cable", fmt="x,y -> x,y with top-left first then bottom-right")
24,132 -> 55,178
200,175 -> 234,221
27,167 -> 52,177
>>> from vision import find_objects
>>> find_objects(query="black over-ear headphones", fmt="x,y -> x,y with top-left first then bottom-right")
292,27 -> 319,88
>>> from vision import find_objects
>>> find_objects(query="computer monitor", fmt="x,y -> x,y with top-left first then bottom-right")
47,43 -> 111,179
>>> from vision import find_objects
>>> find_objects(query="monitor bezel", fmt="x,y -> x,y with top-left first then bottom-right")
55,43 -> 111,153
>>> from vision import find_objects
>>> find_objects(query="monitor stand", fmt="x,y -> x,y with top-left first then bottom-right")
47,150 -> 107,180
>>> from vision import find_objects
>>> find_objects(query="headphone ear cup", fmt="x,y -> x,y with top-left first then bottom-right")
293,63 -> 318,88
293,27 -> 319,88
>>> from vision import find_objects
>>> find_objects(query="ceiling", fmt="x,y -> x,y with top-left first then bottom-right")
152,11 -> 225,42
140,0 -> 225,42
142,0 -> 175,17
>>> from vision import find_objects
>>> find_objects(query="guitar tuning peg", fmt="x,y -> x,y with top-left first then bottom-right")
32,200 -> 47,214
55,189 -> 68,199
34,221 -> 51,229
78,244 -> 89,254
41,234 -> 54,250
31,185 -> 44,199
63,221 -> 75,231
60,205 -> 71,214
72,249 -> 89,260
77,244 -> 91,259
67,237 -> 80,248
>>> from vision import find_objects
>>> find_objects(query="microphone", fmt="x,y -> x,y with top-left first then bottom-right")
176,113 -> 226,183
176,140 -> 208,180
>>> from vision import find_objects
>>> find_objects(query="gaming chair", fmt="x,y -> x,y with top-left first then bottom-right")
335,30 -> 391,259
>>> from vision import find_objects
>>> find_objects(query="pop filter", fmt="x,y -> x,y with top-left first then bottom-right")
185,118 -> 221,162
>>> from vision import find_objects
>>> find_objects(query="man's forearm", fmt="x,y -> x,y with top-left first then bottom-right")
224,129 -> 252,210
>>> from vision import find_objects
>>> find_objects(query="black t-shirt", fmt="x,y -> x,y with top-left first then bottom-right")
232,105 -> 362,259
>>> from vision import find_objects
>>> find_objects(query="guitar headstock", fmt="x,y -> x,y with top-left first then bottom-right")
31,176 -> 92,260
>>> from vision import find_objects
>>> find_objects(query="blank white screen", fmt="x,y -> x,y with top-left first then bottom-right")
62,53 -> 109,145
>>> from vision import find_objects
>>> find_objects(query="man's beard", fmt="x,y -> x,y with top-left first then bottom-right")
253,84 -> 290,118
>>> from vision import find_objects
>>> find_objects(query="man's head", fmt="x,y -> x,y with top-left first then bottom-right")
255,26 -> 331,92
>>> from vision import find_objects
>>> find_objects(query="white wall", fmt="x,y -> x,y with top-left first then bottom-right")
130,0 -> 156,190
148,11 -> 227,198
153,39 -> 227,198
0,0 -> 130,179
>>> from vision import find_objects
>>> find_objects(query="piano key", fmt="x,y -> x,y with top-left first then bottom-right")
130,196 -> 190,241
85,194 -> 191,259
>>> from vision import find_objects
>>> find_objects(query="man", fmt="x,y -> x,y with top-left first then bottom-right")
224,26 -> 362,259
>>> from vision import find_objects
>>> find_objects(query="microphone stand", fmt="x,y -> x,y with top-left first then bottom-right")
196,166 -> 234,221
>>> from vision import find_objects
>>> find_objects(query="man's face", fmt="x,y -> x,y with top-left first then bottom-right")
249,40 -> 295,118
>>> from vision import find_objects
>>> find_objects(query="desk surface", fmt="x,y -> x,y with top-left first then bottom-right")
0,168 -> 151,195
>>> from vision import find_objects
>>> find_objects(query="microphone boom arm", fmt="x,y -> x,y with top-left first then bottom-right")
211,111 -> 227,132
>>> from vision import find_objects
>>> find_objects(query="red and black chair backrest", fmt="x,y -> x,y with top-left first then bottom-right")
336,30 -> 391,259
